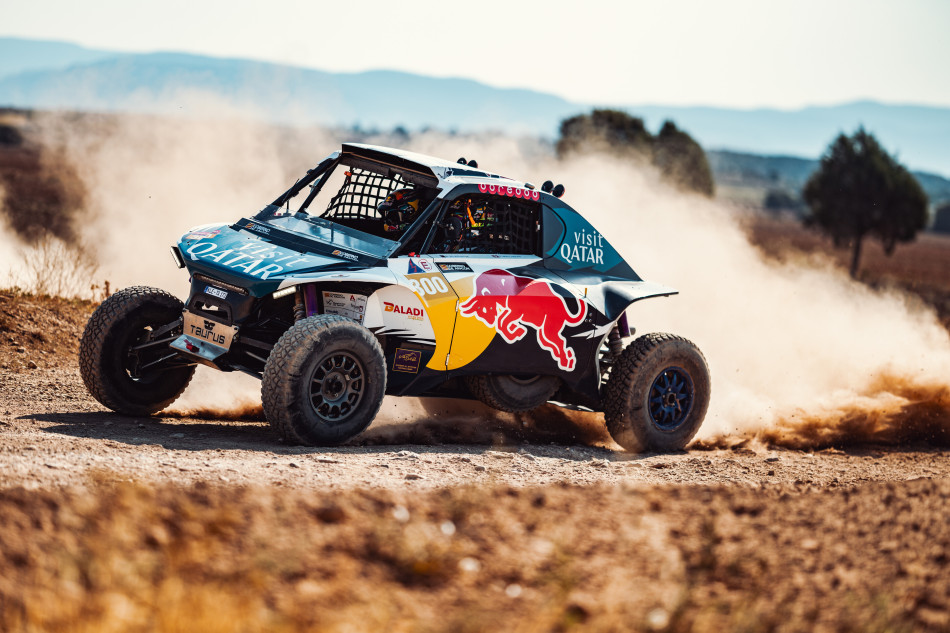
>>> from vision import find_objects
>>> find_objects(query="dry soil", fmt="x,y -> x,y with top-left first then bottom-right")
1,290 -> 948,632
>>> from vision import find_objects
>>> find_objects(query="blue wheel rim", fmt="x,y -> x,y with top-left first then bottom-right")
648,366 -> 694,431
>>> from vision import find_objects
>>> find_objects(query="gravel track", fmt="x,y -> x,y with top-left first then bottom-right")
1,365 -> 947,491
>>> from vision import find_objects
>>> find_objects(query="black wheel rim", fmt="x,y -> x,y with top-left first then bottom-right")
648,366 -> 694,431
309,351 -> 365,425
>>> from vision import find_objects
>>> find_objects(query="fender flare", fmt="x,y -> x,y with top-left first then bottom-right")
589,280 -> 678,322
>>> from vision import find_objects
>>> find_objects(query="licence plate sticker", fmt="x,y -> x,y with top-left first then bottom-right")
183,311 -> 237,350
205,285 -> 228,300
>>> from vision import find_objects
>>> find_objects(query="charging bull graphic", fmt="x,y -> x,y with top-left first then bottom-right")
459,269 -> 587,371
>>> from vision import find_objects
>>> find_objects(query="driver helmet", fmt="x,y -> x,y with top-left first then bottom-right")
379,188 -> 424,232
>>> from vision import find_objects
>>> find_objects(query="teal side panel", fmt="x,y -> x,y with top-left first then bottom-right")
541,205 -> 638,279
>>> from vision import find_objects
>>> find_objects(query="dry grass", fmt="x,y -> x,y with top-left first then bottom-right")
6,235 -> 103,299
1,477 -> 947,632
0,115 -> 103,299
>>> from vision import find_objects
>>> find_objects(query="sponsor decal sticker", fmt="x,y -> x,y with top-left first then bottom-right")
393,348 -> 422,373
185,229 -> 220,240
559,228 -> 606,266
436,262 -> 474,273
459,269 -> 587,371
204,285 -> 228,300
331,249 -> 359,261
477,183 -> 540,201
322,291 -> 367,323
244,222 -> 271,234
384,301 -> 424,321
407,259 -> 429,274
183,312 -> 236,349
184,241 -> 313,279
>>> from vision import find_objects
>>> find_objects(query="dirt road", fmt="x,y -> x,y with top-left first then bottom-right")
1,365 -> 947,491
2,290 -> 949,632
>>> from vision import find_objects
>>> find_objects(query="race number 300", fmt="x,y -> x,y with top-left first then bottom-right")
408,275 -> 450,297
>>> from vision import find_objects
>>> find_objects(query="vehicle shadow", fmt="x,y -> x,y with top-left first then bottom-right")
25,399 -> 624,460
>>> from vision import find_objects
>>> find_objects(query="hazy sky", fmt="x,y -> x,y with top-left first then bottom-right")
3,0 -> 949,109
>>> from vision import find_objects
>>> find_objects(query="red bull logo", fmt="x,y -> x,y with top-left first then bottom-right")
459,269 -> 587,371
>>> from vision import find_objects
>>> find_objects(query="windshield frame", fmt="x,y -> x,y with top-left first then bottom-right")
252,155 -> 443,259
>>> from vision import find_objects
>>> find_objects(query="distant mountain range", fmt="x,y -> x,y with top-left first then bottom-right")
0,39 -> 578,137
1,37 -> 949,179
0,37 -> 115,81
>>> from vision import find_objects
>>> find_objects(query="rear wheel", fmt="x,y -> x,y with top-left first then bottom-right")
465,374 -> 560,413
262,315 -> 386,446
79,286 -> 195,415
604,333 -> 710,452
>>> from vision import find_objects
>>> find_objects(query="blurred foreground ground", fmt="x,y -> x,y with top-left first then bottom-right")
1,221 -> 950,631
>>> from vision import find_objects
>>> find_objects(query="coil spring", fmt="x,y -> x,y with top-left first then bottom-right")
607,326 -> 623,357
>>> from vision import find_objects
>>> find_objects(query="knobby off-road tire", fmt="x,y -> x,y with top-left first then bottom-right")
262,315 -> 386,446
604,333 -> 710,452
465,374 -> 560,413
79,286 -> 195,416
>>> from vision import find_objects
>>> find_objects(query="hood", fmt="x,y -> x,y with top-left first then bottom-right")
178,222 -> 358,296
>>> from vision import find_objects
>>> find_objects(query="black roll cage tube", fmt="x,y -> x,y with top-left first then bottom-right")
398,197 -> 444,255
271,155 -> 338,208
253,153 -> 449,255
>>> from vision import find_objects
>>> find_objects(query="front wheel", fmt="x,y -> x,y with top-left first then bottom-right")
604,333 -> 710,452
262,315 -> 386,446
79,286 -> 195,415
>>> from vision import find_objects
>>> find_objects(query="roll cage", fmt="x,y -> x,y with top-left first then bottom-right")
253,149 -> 542,259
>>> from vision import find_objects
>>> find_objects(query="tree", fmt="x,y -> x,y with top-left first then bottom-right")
803,128 -> 928,278
557,109 -> 652,158
932,202 -> 950,234
653,121 -> 714,197
557,110 -> 714,197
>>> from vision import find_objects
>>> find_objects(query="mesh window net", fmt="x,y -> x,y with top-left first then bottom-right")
322,168 -> 412,221
442,195 -> 539,254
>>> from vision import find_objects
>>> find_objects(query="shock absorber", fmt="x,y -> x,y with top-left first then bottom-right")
607,326 -> 623,357
293,287 -> 306,322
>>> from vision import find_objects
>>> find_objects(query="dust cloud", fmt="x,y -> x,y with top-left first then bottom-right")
406,137 -> 950,447
35,110 -> 333,296
360,398 -> 614,448
7,111 -> 950,448
0,186 -> 18,287
165,366 -> 266,422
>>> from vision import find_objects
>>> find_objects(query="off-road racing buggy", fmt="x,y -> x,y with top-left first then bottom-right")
80,144 -> 710,451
